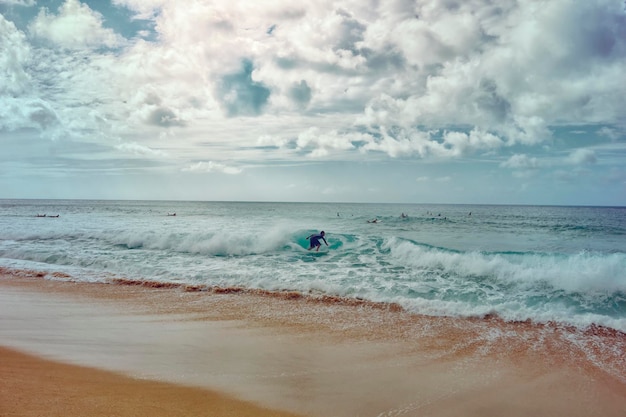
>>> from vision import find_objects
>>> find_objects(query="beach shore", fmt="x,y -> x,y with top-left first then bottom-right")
0,346 -> 300,417
1,270 -> 625,417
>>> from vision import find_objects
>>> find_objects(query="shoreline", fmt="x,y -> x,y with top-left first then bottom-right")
7,267 -> 625,338
1,269 -> 625,417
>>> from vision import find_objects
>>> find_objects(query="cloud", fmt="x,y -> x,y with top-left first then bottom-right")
0,98 -> 58,131
27,100 -> 59,128
567,148 -> 597,165
1,0 -> 625,204
440,129 -> 503,157
182,161 -> 242,175
110,0 -> 161,21
13,0 -> 623,149
115,142 -> 167,157
0,14 -> 32,96
146,107 -> 185,127
500,154 -> 541,170
295,127 -> 357,157
0,0 -> 35,6
28,0 -> 124,49
360,0 -> 624,140
354,126 -> 505,159
288,80 -> 312,108
361,128 -> 431,158
333,8 -> 367,53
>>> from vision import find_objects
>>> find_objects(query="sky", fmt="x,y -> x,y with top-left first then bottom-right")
1,0 -> 625,205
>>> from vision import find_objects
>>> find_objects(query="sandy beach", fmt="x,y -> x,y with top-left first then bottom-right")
1,270 -> 625,417
1,346 -> 300,417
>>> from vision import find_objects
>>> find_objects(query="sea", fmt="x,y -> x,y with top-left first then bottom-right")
0,199 -> 625,333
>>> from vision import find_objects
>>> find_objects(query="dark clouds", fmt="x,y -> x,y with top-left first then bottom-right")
146,107 -> 185,127
333,9 -> 366,53
28,101 -> 58,128
475,78 -> 511,124
288,80 -> 311,108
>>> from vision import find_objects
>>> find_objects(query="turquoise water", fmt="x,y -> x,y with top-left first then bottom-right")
1,199 -> 625,331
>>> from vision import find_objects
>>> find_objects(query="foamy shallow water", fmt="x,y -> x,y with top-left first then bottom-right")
1,277 -> 625,417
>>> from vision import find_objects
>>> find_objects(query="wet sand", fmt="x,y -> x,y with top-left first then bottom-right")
1,270 -> 625,417
1,346 -> 300,417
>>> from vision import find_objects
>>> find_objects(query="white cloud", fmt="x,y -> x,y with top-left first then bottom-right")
115,142 -> 167,157
13,0 -> 624,151
361,128 -> 432,158
0,0 -> 36,5
0,15 -> 32,96
111,0 -> 163,20
500,154 -> 541,170
360,0 -> 624,143
182,161 -> 242,175
28,0 -> 124,49
441,129 -> 503,157
296,127 -> 356,157
257,134 -> 290,148
0,98 -> 58,132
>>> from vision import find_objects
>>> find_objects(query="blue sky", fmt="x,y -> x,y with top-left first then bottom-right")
1,0 -> 625,205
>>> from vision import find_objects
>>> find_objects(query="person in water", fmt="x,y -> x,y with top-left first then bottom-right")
306,231 -> 328,251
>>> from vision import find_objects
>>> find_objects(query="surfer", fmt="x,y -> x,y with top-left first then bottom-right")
306,231 -> 328,252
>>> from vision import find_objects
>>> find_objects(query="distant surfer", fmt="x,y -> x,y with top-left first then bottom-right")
367,218 -> 379,223
306,231 -> 328,252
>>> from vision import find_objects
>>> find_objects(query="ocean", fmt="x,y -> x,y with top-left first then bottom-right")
1,199 -> 624,333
